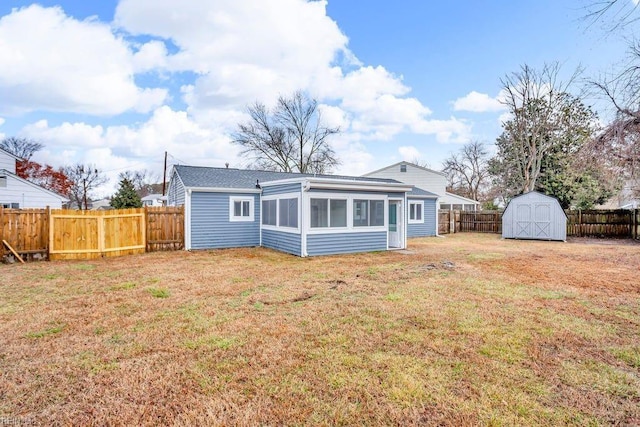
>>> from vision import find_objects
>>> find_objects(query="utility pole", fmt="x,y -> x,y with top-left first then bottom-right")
162,151 -> 167,196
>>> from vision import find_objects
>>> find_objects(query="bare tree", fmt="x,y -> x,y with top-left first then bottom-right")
63,164 -> 108,210
232,91 -> 340,174
118,169 -> 160,197
584,1 -> 639,32
410,158 -> 432,169
442,141 -> 490,201
0,137 -> 44,160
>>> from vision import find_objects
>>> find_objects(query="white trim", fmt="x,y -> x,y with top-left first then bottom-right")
261,177 -> 412,192
185,189 -> 192,250
388,198 -> 405,249
363,161 -> 447,178
186,186 -> 261,194
260,192 -> 301,234
435,197 -> 440,236
304,192 -> 388,235
229,196 -> 255,222
301,182 -> 308,256
408,200 -> 425,224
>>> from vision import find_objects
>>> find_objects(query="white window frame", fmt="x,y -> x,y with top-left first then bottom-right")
0,175 -> 6,188
408,200 -> 424,224
229,196 -> 255,222
261,192 -> 301,234
305,192 -> 387,234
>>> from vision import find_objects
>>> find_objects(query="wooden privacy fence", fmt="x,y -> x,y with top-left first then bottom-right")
566,209 -> 638,238
438,209 -> 639,239
0,208 -> 49,261
1,206 -> 184,262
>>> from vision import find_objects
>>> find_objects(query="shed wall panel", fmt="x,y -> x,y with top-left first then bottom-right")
502,191 -> 566,241
190,192 -> 260,249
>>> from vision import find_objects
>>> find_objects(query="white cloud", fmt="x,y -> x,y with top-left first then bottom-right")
19,107 -> 238,195
398,146 -> 421,161
413,117 -> 472,143
0,5 -> 167,115
115,0 -> 349,109
452,91 -> 505,113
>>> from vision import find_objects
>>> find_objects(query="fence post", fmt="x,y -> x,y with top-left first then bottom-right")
449,209 -> 455,234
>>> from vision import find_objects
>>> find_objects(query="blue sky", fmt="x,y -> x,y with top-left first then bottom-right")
0,0 -> 635,195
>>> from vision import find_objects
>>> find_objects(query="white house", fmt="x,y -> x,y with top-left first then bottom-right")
0,147 -> 68,209
141,193 -> 166,207
363,161 -> 481,211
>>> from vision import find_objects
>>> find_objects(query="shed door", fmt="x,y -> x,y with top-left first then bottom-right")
515,202 -> 552,239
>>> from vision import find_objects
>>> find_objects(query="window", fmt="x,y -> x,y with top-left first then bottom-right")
1,203 -> 19,209
0,175 -> 6,187
400,164 -> 407,172
262,199 -> 277,226
310,198 -> 348,228
409,201 -> 424,223
440,204 -> 451,211
279,198 -> 298,228
229,196 -> 254,222
330,200 -> 347,227
353,199 -> 384,227
310,198 -> 328,228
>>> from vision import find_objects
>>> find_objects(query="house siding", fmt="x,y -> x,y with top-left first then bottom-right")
0,152 -> 16,173
365,163 -> 447,198
306,231 -> 387,256
0,173 -> 65,208
262,183 -> 301,197
262,229 -> 302,256
190,192 -> 260,249
167,174 -> 185,207
407,198 -> 437,237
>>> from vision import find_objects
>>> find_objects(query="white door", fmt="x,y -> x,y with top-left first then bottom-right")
389,201 -> 402,248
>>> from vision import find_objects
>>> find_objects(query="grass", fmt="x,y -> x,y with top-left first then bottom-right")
0,233 -> 639,425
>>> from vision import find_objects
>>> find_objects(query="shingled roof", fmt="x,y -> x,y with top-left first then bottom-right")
407,186 -> 439,198
173,165 -> 401,189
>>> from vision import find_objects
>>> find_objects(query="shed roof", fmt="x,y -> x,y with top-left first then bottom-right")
173,165 -> 400,189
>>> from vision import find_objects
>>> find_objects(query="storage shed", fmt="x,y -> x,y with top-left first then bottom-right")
502,191 -> 566,241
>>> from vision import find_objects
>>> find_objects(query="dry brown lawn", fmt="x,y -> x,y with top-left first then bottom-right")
1,233 -> 639,426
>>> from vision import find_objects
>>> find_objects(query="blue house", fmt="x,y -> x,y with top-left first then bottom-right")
167,165 -> 438,256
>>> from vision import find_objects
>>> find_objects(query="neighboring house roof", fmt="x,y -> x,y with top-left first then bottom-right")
363,161 -> 447,178
0,147 -> 22,161
0,168 -> 69,202
444,191 -> 481,205
173,165 -> 401,189
408,187 -> 439,198
141,193 -> 165,201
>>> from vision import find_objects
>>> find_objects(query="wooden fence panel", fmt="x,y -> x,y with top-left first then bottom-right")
565,209 -> 634,238
146,206 -> 184,251
438,210 -> 450,234
49,208 -> 146,260
458,211 -> 502,233
0,207 -> 49,261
